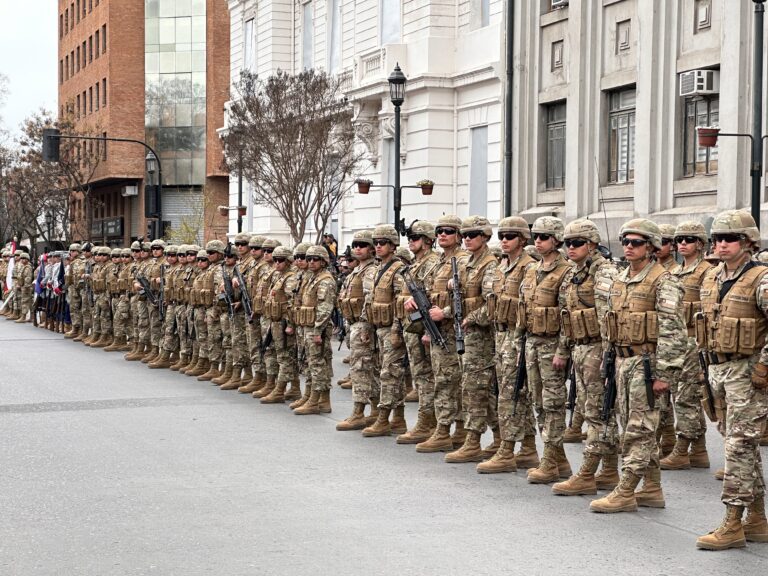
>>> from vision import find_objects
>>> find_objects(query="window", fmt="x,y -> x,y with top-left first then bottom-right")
76,94 -> 81,119
95,30 -> 100,57
59,60 -> 64,85
64,9 -> 68,33
243,18 -> 256,71
64,55 -> 69,80
102,132 -> 107,160
95,82 -> 100,111
684,96 -> 719,177
89,87 -> 93,113
70,51 -> 75,76
60,14 -> 64,38
302,2 -> 313,69
82,0 -> 86,19
82,91 -> 87,116
82,41 -> 87,68
546,102 -> 567,189
102,78 -> 107,107
76,0 -> 80,22
469,126 -> 489,214
102,24 -> 107,53
76,46 -> 80,72
608,88 -> 636,184
480,0 -> 490,28
89,0 -> 92,13
89,36 -> 93,62
380,0 -> 400,45
328,0 -> 341,73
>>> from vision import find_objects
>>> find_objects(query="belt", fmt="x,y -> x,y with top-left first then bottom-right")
614,344 -> 655,358
573,336 -> 601,346
494,323 -> 510,333
708,351 -> 750,365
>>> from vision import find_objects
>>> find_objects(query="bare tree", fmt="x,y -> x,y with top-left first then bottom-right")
222,69 -> 364,243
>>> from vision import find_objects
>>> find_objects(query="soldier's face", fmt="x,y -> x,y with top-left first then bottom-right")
622,234 -> 650,263
565,240 -> 590,263
676,238 -> 701,258
70,250 -> 78,259
374,240 -> 395,259
295,256 -> 307,269
658,240 -> 673,258
463,231 -> 487,253
198,259 -> 208,269
352,243 -> 372,261
237,244 -> 249,257
308,258 -> 324,272
714,235 -> 748,263
534,235 -> 556,255
436,228 -> 459,249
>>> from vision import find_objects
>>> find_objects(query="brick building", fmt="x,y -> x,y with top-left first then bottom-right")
57,0 -> 229,246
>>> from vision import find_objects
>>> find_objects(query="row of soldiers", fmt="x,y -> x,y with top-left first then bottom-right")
2,209 -> 767,551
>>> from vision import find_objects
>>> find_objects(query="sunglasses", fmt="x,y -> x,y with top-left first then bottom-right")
131,249 -> 140,253
351,241 -> 370,249
564,238 -> 588,248
250,246 -> 262,250
621,238 -> 647,248
306,256 -> 323,262
263,248 -> 274,254
234,241 -> 249,247
273,257 -> 287,264
498,232 -> 520,241
406,234 -> 422,242
186,252 -> 197,256
661,238 -> 672,246
152,246 -> 163,250
712,233 -> 744,244
373,239 -> 391,246
206,250 -> 217,255
463,231 -> 483,240
533,233 -> 552,241
294,254 -> 306,260
197,258 -> 208,262
435,227 -> 457,236
675,236 -> 700,245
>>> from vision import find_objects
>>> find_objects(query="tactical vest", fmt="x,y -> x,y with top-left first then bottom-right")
297,270 -> 333,326
200,267 -> 215,307
560,259 -> 602,343
518,257 -> 570,336
606,263 -> 666,352
249,260 -> 269,314
429,250 -> 467,310
678,259 -> 712,336
492,253 -> 534,328
395,252 -> 437,321
92,264 -> 107,293
696,263 -> 768,357
107,264 -> 121,294
462,250 -> 497,315
264,270 -> 295,322
370,259 -> 403,327
339,261 -> 371,323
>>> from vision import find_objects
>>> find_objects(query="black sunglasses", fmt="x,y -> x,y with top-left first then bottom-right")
498,232 -> 520,241
131,249 -> 140,253
621,238 -> 647,248
351,241 -> 370,249
661,238 -> 672,246
564,238 -> 588,248
533,233 -> 552,241
197,258 -> 208,262
712,233 -> 744,244
406,234 -> 422,242
373,239 -> 391,246
250,246 -> 262,250
294,254 -> 306,260
675,236 -> 699,245
273,257 -> 287,264
206,250 -> 217,255
186,252 -> 197,256
306,256 -> 323,262
263,248 -> 274,254
152,246 -> 163,250
435,227 -> 457,236
234,241 -> 249,247
463,231 -> 484,240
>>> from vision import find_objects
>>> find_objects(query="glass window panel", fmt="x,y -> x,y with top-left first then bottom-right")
146,52 -> 160,74
159,51 -> 175,73
191,0 -> 205,16
157,127 -> 175,151
303,3 -> 314,69
176,103 -> 192,126
191,16 -> 205,42
176,51 -> 192,72
160,105 -> 176,127
192,158 -> 205,183
191,72 -> 206,97
176,43 -> 191,53
146,19 -> 159,44
380,0 -> 400,44
159,18 -> 175,44
244,18 -> 255,71
328,1 -> 340,73
175,0 -> 191,16
159,0 -> 175,18
481,0 -> 490,27
176,158 -> 192,184
146,0 -> 159,18
191,50 -> 206,71
176,17 -> 191,43
192,98 -> 206,125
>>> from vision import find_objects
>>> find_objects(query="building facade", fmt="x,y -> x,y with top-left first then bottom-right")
58,0 -> 230,246
224,0 -> 766,251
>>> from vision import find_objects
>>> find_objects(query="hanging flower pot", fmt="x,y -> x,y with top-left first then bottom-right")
697,126 -> 720,148
237,205 -> 247,217
417,179 -> 434,196
356,178 -> 372,194
217,205 -> 229,217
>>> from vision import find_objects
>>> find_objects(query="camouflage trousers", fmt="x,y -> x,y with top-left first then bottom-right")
248,316 -> 264,375
404,331 -> 434,417
205,306 -> 223,364
230,309 -> 248,369
525,335 -> 567,447
670,337 -> 707,440
129,295 -> 140,342
261,316 -> 278,377
136,298 -> 150,345
193,306 -> 208,360
149,304 -> 162,347
94,293 -> 112,336
376,326 -> 407,409
710,355 -> 767,507
305,324 -> 333,392
350,322 -> 379,405
296,326 -> 309,379
161,304 -> 180,353
20,289 -> 32,318
616,354 -> 661,477
272,321 -> 297,385
114,294 -> 130,340
176,304 -> 192,356
430,323 -> 463,426
460,326 -> 497,434
573,342 -> 618,458
496,331 -> 537,443
68,288 -> 83,329
80,288 -> 93,333
220,311 -> 232,362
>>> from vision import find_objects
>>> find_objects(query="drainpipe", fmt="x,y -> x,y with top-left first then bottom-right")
503,0 -> 515,217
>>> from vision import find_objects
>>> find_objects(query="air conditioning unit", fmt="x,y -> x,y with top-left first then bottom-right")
121,185 -> 138,197
551,0 -> 569,8
679,69 -> 720,97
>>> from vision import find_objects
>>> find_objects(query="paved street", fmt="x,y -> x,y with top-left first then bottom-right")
0,319 -> 767,576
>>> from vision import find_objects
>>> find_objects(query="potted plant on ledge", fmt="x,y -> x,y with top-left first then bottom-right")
355,178 -> 373,194
417,179 -> 434,195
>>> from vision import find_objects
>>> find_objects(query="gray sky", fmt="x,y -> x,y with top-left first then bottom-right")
0,1 -> 58,139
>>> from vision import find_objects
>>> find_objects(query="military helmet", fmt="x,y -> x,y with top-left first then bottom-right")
407,220 -> 436,240
141,242 -> 151,251
710,210 -> 760,245
101,246 -> 113,256
352,229 -> 374,247
177,244 -> 189,254
121,248 -> 131,257
620,218 -> 662,250
68,243 -> 82,252
372,224 -> 400,246
498,216 -> 531,239
150,239 -> 166,250
262,238 -> 282,249
293,242 -> 311,256
658,224 -> 676,240
188,244 -> 201,254
166,244 -> 179,255
234,232 -> 251,244
272,246 -> 293,261
306,245 -> 330,263
111,248 -> 122,257
758,250 -> 768,263
130,241 -> 141,250
205,239 -> 226,254
83,242 -> 93,253
489,243 -> 502,258
436,215 -> 462,232
197,249 -> 209,259
460,215 -> 493,238
18,252 -> 29,260
674,221 -> 708,244
249,235 -> 266,248
395,246 -> 414,263
531,216 -> 565,243
1,250 -> 8,257
524,245 -> 541,260
564,218 -> 601,244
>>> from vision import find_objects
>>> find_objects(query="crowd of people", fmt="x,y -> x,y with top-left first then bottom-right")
1,209 -> 768,551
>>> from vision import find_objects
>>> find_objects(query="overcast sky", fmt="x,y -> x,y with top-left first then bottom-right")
0,1 -> 58,139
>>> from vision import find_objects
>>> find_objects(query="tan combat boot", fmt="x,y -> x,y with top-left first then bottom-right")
294,389 -> 321,415
363,396 -> 380,426
148,349 -> 173,369
696,505 -> 747,550
527,444 -> 560,484
64,326 -> 80,339
93,334 -> 112,348
416,424 -> 454,453
445,431 -> 484,463
73,329 -> 87,342
658,422 -> 676,459
451,420 -> 467,449
142,345 -> 159,363
187,357 -> 209,377
515,435 -> 541,469
254,374 -> 276,398
197,361 -> 222,382
595,451 -> 620,490
743,495 -> 768,543
170,353 -> 189,371
220,366 -> 245,390
555,445 -> 572,478
239,372 -> 265,394
362,408 -> 392,437
342,354 -> 351,364
390,405 -> 407,434
290,384 -> 312,409
336,402 -> 368,431
124,342 -> 143,361
714,468 -> 725,481
83,333 -> 99,346
563,412 -> 585,443
660,437 -> 691,470
590,471 -> 641,513
552,453 -> 600,496
761,425 -> 768,446
102,336 -> 120,352
261,380 -> 288,403
634,466 -> 665,508
337,374 -> 352,390
318,390 -> 332,413
689,435 -> 711,468
212,361 -> 233,385
240,366 -> 253,385
476,440 -> 517,474
397,411 -> 437,445
284,377 -> 302,401
482,427 -> 502,459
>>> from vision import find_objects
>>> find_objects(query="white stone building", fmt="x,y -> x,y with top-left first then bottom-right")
223,0 -> 768,251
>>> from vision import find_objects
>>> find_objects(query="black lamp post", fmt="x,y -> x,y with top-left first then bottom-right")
145,151 -> 162,239
388,63 -> 406,235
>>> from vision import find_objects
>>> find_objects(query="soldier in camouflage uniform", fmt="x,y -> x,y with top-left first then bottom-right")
186,250 -> 214,378
410,215 -> 470,453
551,220 -> 619,496
288,243 -> 315,409
228,233 -> 255,385
591,218 -> 687,513
129,241 -> 153,359
293,245 -> 337,415
64,244 -> 84,338
695,210 -> 768,550
141,239 -> 167,364
477,217 -> 539,474
105,248 -> 133,352
443,216 -> 499,463
149,245 -> 181,369
238,235 -> 269,394
87,247 -> 109,346
519,217 -> 573,485
214,245 -> 246,388
123,242 -> 144,358
13,252 -> 33,322
75,244 -> 95,339
394,221 -> 439,443
197,240 -> 226,381
660,221 -> 712,471
99,248 -> 122,347
361,225 -> 407,436
337,230 -> 380,431
173,245 -> 201,372
251,239 -> 281,397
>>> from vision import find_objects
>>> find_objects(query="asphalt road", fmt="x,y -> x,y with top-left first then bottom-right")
1,318 -> 767,576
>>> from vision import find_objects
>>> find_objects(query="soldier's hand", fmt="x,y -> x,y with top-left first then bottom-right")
752,363 -> 768,389
232,277 -> 240,289
652,379 -> 670,396
429,306 -> 445,322
233,302 -> 241,311
313,334 -> 322,345
404,297 -> 417,312
285,325 -> 294,335
421,334 -> 431,346
360,330 -> 370,344
552,356 -> 568,371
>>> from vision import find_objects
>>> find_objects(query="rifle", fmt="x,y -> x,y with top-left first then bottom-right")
158,263 -> 166,322
601,346 -> 617,439
401,267 -> 447,350
512,334 -> 528,415
136,272 -> 158,306
260,325 -> 273,359
450,256 -> 465,355
232,264 -> 253,322
698,351 -> 718,422
336,311 -> 346,351
188,308 -> 197,341
85,260 -> 95,306
642,352 -> 655,410
566,360 -> 577,428
221,267 -> 235,320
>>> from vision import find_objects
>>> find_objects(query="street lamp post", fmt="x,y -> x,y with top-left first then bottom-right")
145,151 -> 163,239
752,0 -> 765,229
388,63 -> 406,235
